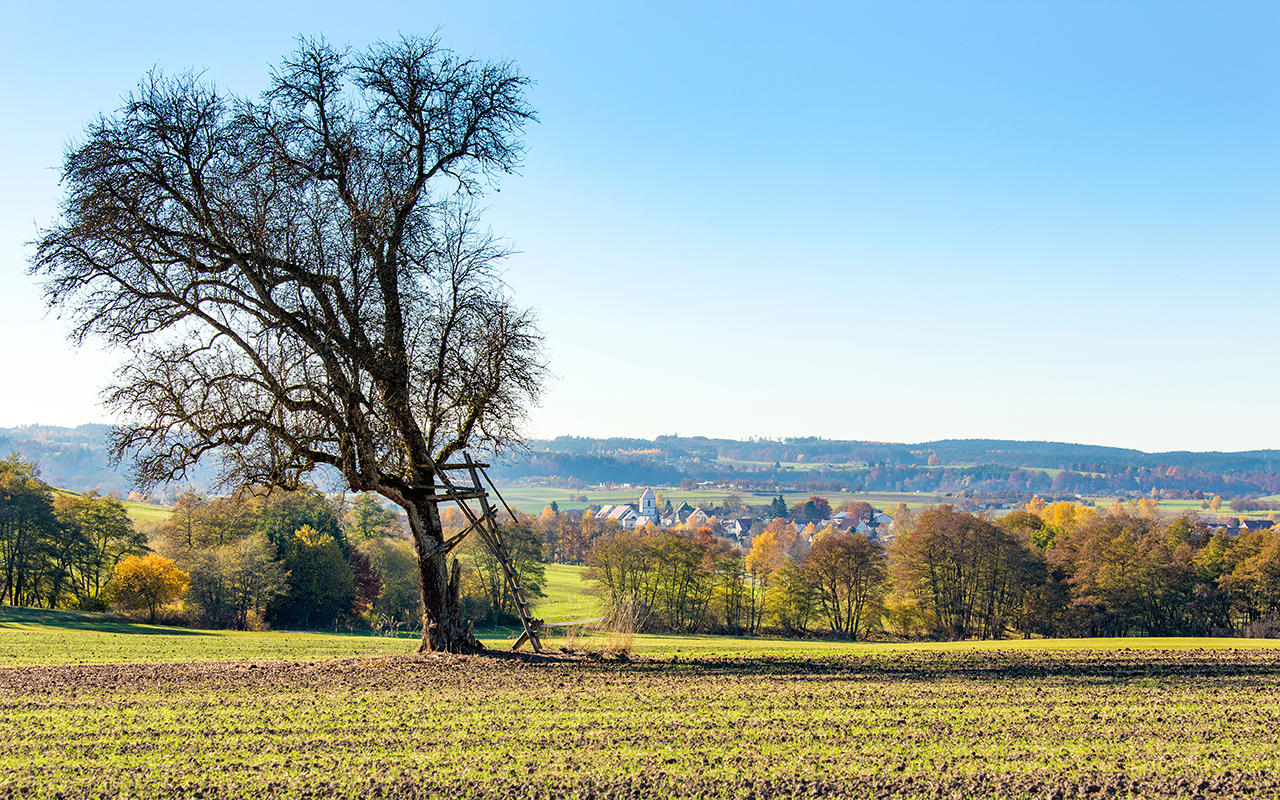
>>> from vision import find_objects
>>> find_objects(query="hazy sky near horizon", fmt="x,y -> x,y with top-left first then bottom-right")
1,1 -> 1277,453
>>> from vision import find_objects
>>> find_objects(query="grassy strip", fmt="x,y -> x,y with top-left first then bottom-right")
7,606 -> 1278,668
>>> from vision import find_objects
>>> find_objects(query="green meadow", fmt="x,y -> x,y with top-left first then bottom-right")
5,604 -> 1279,668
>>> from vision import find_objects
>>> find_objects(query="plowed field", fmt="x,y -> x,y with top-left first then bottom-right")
5,649 -> 1280,798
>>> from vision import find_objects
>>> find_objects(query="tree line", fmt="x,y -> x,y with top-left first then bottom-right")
0,456 -> 548,633
0,455 -> 145,609
580,498 -> 1280,640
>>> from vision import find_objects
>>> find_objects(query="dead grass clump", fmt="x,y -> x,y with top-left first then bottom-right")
603,598 -> 645,655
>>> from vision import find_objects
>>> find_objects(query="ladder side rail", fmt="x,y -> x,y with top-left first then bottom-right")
426,464 -> 490,545
464,454 -> 542,652
425,463 -> 509,577
420,522 -> 480,560
476,463 -> 549,613
469,464 -> 529,599
433,457 -> 541,652
477,466 -> 522,526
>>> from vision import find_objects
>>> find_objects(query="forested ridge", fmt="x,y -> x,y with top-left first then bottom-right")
495,436 -> 1280,499
8,426 -> 1279,500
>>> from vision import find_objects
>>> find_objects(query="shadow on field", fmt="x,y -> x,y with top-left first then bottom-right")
487,646 -> 1280,682
0,606 -> 216,636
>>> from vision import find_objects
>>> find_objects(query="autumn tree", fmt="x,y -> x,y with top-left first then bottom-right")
1220,528 -> 1280,624
768,558 -> 818,634
32,37 -> 543,652
270,525 -> 354,629
803,533 -> 889,639
556,510 -> 596,565
791,496 -> 832,523
185,533 -> 284,629
256,488 -> 346,559
585,528 -> 650,610
744,524 -> 789,633
160,489 -> 207,555
892,506 -> 1041,640
0,456 -> 61,607
108,554 -> 189,623
836,500 -> 873,521
1052,508 -> 1225,636
52,491 -> 146,607
888,503 -> 916,540
359,535 -> 424,627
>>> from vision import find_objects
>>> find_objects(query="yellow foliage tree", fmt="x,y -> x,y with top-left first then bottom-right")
1041,502 -> 1098,537
108,554 -> 189,624
746,528 -> 787,577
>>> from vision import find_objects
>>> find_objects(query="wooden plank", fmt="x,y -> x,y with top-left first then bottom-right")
406,488 -> 488,502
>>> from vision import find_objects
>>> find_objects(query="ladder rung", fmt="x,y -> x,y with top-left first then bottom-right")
409,487 -> 488,502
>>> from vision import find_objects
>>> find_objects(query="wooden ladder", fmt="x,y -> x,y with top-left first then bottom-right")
422,453 -> 543,653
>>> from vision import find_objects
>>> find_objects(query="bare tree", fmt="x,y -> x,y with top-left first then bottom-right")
30,36 -> 544,653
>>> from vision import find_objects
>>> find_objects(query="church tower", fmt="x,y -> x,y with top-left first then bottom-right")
639,487 -> 657,523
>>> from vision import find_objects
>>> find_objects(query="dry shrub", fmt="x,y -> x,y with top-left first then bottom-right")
603,598 -> 645,655
1240,615 -> 1280,639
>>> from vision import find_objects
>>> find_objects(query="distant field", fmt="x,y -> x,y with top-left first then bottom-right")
530,563 -> 602,623
495,485 -> 948,514
52,487 -> 173,524
121,498 -> 172,524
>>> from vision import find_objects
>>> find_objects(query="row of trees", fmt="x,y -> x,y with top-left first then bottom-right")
584,499 -> 1280,640
153,487 -> 427,630
1,451 -> 555,633
0,456 -> 420,631
583,517 -> 889,638
0,455 -> 146,609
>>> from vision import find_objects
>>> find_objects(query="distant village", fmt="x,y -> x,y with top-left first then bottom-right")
592,488 -> 897,551
589,487 -> 1275,553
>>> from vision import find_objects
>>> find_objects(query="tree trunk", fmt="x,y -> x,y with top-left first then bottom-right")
405,498 -> 484,654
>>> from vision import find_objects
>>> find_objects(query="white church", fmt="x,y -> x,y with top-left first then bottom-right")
594,487 -> 660,529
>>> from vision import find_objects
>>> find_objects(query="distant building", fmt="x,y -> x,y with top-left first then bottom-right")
595,487 -> 660,529
637,488 -> 658,526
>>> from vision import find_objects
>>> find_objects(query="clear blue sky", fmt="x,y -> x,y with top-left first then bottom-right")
1,1 -> 1276,452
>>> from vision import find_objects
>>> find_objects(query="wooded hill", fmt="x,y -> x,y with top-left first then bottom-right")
493,436 -> 1280,500
6,425 -> 1280,500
